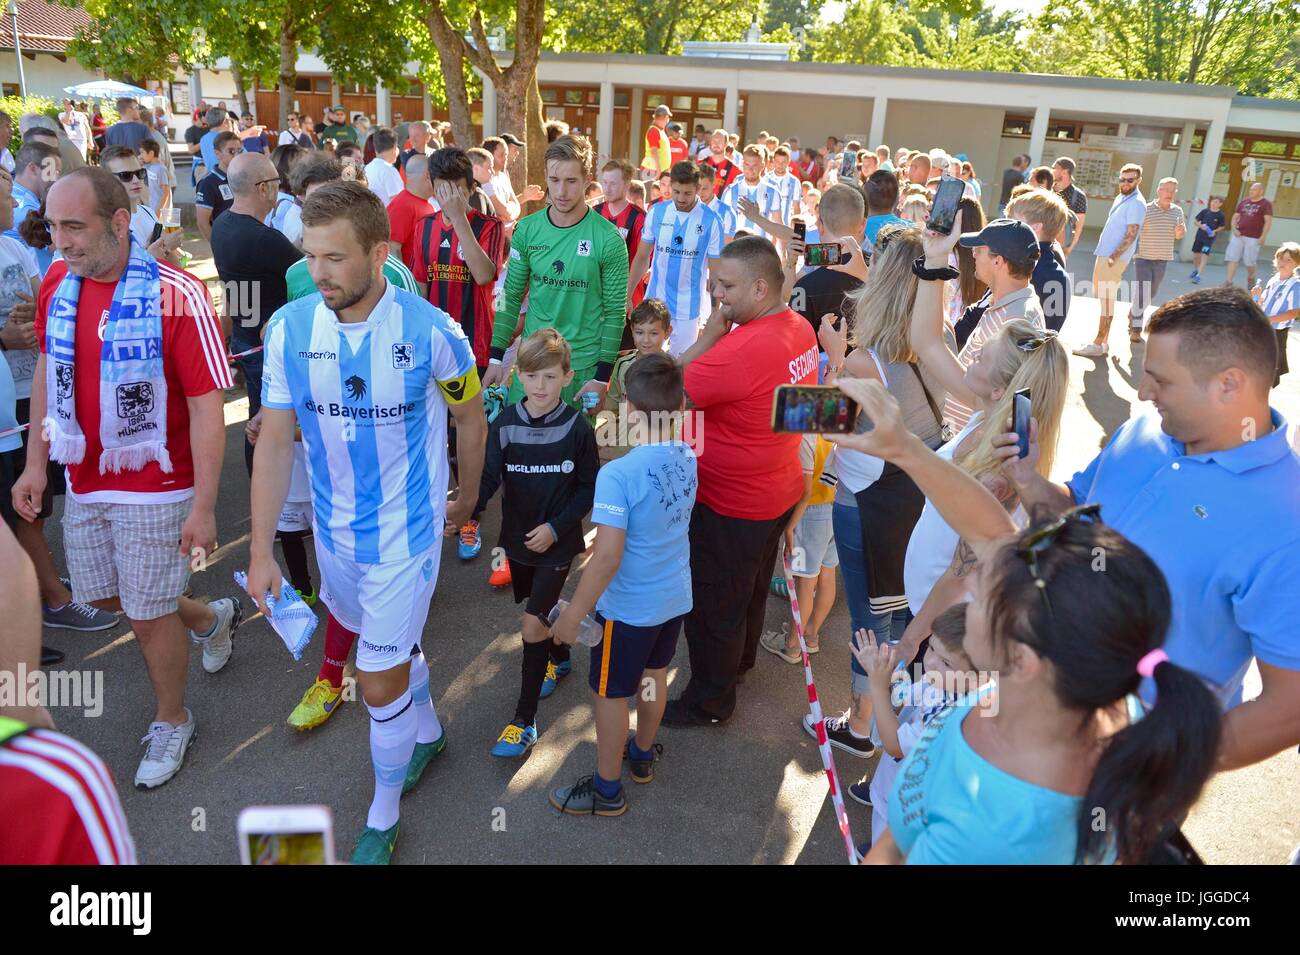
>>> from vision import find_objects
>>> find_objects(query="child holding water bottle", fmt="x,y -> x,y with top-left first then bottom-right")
549,354 -> 697,816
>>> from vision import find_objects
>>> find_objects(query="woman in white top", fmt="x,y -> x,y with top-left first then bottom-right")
899,213 -> 1068,664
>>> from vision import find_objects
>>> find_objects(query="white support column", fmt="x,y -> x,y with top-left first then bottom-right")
189,71 -> 203,111
1183,116 -> 1226,260
375,80 -> 391,126
629,87 -> 644,160
480,73 -> 497,138
868,95 -> 887,148
596,81 -> 614,163
1028,105 -> 1050,167
422,87 -> 431,122
1172,120 -> 1196,183
723,83 -> 739,137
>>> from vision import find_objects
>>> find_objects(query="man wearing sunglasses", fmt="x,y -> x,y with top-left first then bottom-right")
1075,163 -> 1146,359
998,285 -> 1300,772
98,146 -> 182,265
195,131 -> 242,242
210,152 -> 303,473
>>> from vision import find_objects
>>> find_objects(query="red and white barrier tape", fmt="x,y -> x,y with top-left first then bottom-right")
782,552 -> 857,864
227,345 -> 264,362
0,422 -> 30,440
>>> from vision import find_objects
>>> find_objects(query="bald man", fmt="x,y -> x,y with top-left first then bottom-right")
388,151 -> 439,269
210,152 -> 303,470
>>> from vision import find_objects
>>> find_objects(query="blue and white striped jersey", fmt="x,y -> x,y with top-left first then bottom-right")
261,281 -> 480,564
764,170 -> 801,226
704,196 -> 738,237
640,199 -> 723,347
721,177 -> 783,240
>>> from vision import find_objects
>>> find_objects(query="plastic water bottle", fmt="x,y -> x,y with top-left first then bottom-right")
546,600 -> 604,648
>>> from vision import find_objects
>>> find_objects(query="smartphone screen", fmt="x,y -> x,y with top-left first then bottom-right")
1012,388 -> 1032,458
926,175 -> 965,235
805,242 -> 844,267
839,151 -> 856,178
792,219 -> 807,244
245,831 -> 328,865
771,385 -> 858,434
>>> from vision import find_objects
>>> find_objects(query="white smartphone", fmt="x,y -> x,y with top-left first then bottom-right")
237,805 -> 335,865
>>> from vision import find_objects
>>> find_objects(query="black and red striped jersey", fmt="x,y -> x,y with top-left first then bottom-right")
412,209 -> 505,369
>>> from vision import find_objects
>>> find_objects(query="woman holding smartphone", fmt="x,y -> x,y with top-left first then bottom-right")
827,377 -> 1220,864
896,210 -> 1070,666
806,225 -> 949,759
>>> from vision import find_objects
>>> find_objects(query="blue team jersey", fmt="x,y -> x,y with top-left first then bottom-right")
721,177 -> 782,240
704,196 -> 738,237
261,281 -> 480,564
640,199 -> 723,327
764,170 -> 801,225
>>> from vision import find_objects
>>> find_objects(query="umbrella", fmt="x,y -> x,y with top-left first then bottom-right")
63,80 -> 157,101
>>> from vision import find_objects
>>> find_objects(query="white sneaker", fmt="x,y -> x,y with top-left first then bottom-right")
1072,342 -> 1109,358
192,597 -> 242,674
134,709 -> 196,789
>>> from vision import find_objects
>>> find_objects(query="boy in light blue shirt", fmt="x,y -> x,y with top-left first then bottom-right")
549,353 -> 697,817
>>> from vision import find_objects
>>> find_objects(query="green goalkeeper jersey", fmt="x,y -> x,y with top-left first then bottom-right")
492,207 -> 629,380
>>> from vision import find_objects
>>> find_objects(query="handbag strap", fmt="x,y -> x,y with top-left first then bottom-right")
908,361 -> 946,434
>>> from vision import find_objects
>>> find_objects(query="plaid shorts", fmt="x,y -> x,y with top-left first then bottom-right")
63,497 -> 193,621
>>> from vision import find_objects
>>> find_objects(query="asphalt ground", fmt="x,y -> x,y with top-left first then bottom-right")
31,232 -> 1300,865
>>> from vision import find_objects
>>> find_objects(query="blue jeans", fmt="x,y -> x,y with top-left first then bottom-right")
832,500 -> 910,696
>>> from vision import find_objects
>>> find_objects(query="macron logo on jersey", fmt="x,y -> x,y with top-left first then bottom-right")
298,349 -> 338,361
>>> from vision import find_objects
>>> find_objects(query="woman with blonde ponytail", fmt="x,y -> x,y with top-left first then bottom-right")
893,209 -> 1070,665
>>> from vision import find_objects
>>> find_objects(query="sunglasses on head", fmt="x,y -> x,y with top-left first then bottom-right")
1014,503 -> 1103,624
1014,329 -> 1058,353
112,168 -> 148,183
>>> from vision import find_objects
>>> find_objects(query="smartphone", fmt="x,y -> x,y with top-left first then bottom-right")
926,175 -> 966,235
839,151 -> 857,178
771,384 -> 859,434
1012,388 -> 1032,459
805,242 -> 845,267
792,218 -> 807,244
238,805 -> 335,865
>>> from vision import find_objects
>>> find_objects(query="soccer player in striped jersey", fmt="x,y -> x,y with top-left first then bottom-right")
594,159 -> 645,265
698,164 -> 737,240
722,145 -> 783,243
765,144 -> 802,227
701,128 -> 741,197
247,181 -> 486,865
628,161 -> 724,357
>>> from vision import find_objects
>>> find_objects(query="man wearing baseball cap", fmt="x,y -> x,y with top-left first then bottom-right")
319,106 -> 357,147
641,105 -> 672,179
945,218 -> 1045,428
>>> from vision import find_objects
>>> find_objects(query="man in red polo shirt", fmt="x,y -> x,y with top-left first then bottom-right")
386,151 -> 438,270
664,236 -> 817,726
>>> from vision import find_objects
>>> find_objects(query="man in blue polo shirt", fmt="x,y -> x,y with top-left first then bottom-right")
999,286 -> 1300,771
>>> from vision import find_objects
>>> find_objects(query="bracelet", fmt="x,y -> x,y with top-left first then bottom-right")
912,256 -> 958,282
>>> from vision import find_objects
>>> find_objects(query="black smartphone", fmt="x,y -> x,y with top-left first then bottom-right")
1012,388 -> 1032,459
805,242 -> 845,267
926,175 -> 965,235
839,151 -> 857,178
771,385 -> 859,434
792,218 -> 807,244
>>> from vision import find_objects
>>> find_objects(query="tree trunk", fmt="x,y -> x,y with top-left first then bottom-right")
427,11 -> 472,148
231,65 -> 251,117
278,19 -> 298,131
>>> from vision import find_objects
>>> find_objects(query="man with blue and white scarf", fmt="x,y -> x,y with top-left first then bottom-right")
11,168 -> 239,790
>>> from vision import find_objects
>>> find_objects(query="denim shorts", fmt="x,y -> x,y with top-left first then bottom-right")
791,502 -> 837,578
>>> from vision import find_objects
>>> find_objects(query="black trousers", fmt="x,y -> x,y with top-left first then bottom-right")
681,500 -> 795,722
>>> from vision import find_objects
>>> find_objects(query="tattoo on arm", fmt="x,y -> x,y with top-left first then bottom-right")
950,539 -> 977,579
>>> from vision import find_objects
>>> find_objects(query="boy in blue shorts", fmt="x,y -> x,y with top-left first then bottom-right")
549,353 -> 698,815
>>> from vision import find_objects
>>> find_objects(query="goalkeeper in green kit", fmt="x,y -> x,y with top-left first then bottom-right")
483,134 -> 630,411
